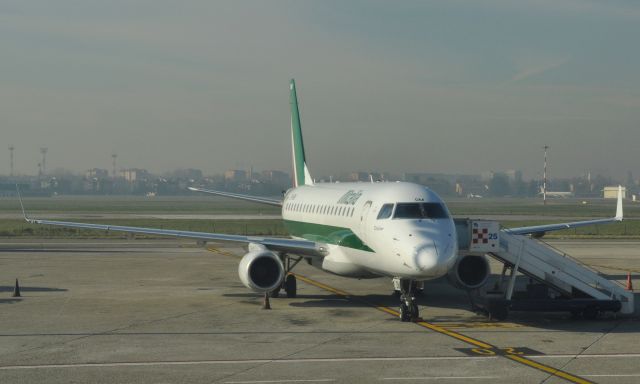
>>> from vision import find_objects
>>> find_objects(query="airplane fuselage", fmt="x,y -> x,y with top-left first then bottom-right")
282,181 -> 458,280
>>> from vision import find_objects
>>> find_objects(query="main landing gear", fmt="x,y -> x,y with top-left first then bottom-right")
269,255 -> 301,298
394,278 -> 420,322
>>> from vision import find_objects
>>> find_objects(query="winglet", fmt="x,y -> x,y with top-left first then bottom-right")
615,185 -> 623,221
16,185 -> 32,223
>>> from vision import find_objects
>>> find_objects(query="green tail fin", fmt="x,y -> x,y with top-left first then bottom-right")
290,79 -> 313,187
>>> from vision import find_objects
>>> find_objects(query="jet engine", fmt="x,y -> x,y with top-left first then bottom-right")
447,254 -> 490,290
238,248 -> 285,293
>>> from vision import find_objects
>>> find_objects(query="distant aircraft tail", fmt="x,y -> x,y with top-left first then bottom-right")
290,79 -> 314,187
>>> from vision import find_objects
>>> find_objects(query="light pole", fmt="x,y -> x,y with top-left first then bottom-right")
543,145 -> 549,205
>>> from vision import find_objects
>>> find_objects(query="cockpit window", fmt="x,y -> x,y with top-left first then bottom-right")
393,203 -> 449,219
376,203 -> 394,219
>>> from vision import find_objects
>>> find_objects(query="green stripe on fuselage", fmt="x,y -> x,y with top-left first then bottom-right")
283,219 -> 374,252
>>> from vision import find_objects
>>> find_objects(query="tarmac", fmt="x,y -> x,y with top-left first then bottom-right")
0,238 -> 639,384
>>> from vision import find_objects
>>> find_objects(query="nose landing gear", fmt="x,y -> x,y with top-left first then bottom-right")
395,278 -> 420,322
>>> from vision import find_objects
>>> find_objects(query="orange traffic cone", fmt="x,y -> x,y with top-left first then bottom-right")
626,272 -> 633,291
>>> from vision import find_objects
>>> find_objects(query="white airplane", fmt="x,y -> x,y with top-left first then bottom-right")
19,80 -> 624,322
539,186 -> 574,198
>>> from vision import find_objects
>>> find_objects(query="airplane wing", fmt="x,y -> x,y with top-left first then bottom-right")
17,189 -> 324,258
504,186 -> 623,236
24,217 -> 326,257
188,187 -> 283,207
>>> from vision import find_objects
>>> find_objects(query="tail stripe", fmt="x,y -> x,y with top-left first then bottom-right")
290,79 -> 313,187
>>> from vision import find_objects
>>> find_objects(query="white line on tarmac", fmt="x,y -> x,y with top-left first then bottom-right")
381,377 -> 498,381
226,380 -> 335,383
2,354 -> 639,372
534,353 -> 640,359
0,356 -> 494,370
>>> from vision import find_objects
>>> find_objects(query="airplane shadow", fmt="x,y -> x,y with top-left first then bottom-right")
0,286 -> 67,293
223,293 -> 349,301
0,298 -> 22,305
0,249 -> 133,254
251,275 -> 640,334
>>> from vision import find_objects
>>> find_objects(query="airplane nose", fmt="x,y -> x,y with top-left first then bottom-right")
412,238 -> 456,274
413,242 -> 438,271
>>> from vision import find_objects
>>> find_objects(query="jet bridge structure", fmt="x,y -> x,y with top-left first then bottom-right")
455,219 -> 635,320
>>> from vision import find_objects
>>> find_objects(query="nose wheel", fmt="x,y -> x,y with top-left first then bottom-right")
397,279 -> 420,322
399,300 -> 419,322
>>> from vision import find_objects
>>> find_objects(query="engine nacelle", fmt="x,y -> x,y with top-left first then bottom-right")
447,254 -> 491,290
238,249 -> 284,293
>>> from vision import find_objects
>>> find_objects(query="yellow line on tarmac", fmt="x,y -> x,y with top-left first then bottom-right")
294,274 -> 350,297
506,355 -> 593,384
205,248 -> 592,384
434,322 -> 523,329
292,273 -> 593,384
295,273 -> 492,350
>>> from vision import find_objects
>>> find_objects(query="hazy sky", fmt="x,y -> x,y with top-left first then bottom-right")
2,1 -> 639,179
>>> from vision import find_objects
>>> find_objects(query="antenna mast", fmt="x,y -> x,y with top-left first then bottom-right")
40,147 -> 48,176
543,145 -> 549,205
8,145 -> 14,177
112,153 -> 117,179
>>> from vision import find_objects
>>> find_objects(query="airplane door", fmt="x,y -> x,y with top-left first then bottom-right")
359,200 -> 372,243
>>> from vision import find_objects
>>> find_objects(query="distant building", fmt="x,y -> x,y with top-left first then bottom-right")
349,172 -> 370,182
480,171 -> 494,182
224,169 -> 247,181
120,168 -> 149,182
172,168 -> 203,181
505,169 -> 523,181
603,186 -> 626,199
85,168 -> 109,179
404,173 -> 460,185
261,170 -> 290,184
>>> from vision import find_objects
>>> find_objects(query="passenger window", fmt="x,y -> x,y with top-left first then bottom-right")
377,204 -> 394,219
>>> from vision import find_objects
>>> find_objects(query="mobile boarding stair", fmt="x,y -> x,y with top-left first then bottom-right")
456,219 -> 635,320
